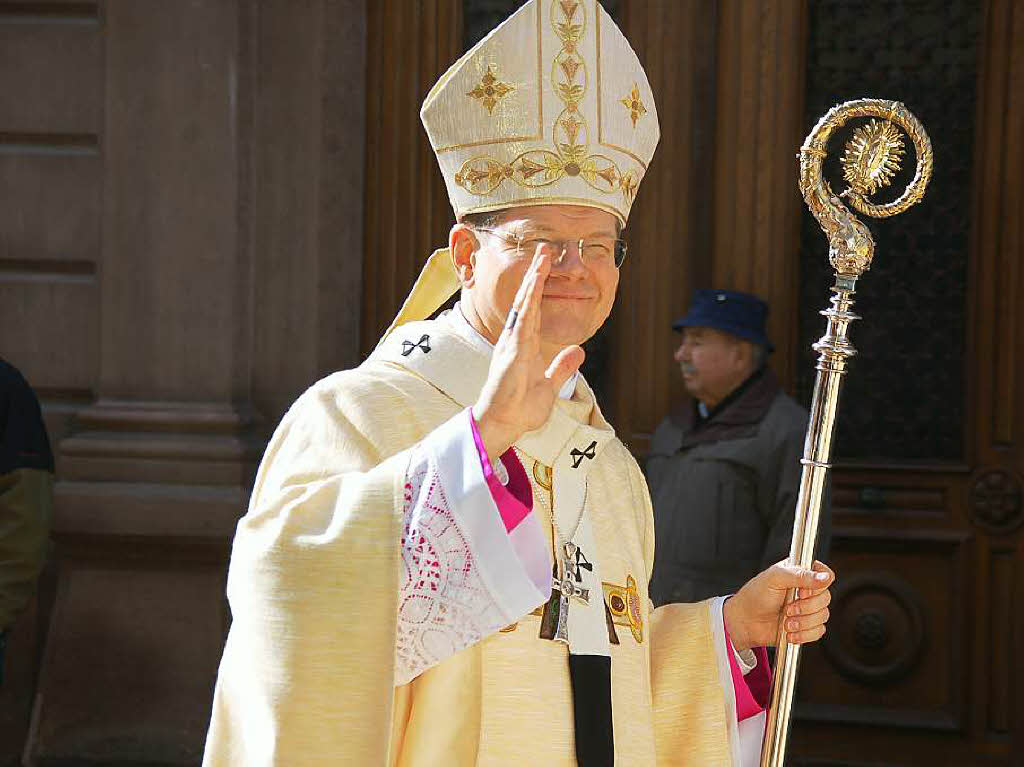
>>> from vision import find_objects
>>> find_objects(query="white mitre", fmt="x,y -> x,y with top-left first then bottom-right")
421,0 -> 659,226
381,0 -> 659,343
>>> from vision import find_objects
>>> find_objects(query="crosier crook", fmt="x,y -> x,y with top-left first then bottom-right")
760,99 -> 933,767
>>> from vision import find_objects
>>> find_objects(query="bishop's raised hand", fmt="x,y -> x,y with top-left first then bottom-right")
472,249 -> 586,463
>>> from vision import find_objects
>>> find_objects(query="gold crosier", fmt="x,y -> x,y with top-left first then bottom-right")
760,99 -> 933,767
454,0 -> 641,204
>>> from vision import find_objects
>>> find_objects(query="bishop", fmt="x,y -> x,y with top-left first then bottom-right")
203,2 -> 834,764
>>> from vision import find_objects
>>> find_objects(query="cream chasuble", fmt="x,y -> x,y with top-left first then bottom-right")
204,309 -> 757,766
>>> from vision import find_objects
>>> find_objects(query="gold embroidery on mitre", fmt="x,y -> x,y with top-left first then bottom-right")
603,574 -> 643,643
466,65 -> 516,115
455,0 -> 643,206
620,83 -> 647,128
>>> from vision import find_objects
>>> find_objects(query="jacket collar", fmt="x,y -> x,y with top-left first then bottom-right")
671,366 -> 782,448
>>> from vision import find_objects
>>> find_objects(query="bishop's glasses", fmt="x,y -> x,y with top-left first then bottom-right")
474,227 -> 628,268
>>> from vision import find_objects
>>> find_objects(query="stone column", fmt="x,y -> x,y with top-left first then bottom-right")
27,1 -> 366,761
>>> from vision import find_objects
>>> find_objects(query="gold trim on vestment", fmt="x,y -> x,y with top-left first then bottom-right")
532,461 -> 554,491
602,575 -> 643,643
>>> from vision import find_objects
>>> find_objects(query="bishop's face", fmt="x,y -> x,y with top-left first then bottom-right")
452,204 -> 621,360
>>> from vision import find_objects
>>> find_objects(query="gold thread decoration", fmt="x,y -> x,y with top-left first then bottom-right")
454,0 -> 644,206
620,83 -> 647,128
466,65 -> 516,115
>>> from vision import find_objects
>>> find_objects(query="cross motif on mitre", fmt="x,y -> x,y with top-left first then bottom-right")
466,65 -> 515,115
620,83 -> 647,128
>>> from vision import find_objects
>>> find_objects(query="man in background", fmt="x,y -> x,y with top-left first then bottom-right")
647,290 -> 829,606
0,358 -> 54,684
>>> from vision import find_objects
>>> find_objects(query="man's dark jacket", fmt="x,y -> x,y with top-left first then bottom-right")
0,359 -> 54,683
645,368 -> 830,606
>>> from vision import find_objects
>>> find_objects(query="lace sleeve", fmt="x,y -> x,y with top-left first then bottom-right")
394,410 -> 550,685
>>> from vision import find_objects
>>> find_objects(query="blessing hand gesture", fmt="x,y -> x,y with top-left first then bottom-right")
472,249 -> 586,462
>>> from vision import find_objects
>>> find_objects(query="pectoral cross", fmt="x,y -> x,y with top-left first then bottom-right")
552,541 -> 593,644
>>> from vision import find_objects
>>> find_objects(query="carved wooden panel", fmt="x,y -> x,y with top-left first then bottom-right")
969,468 -> 1024,533
830,480 -> 949,520
972,0 -> 1024,455
987,548 -> 1014,736
969,8 -> 1024,747
795,530 -> 970,731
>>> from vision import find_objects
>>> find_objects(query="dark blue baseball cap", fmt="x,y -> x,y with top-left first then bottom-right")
672,289 -> 774,352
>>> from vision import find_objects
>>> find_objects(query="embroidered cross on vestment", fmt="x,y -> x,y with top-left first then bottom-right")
401,334 -> 431,356
570,440 -> 598,468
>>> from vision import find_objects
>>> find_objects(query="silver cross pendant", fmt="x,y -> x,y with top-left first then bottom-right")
552,542 -> 590,644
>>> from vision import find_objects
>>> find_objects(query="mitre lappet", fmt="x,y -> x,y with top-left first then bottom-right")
384,0 -> 660,340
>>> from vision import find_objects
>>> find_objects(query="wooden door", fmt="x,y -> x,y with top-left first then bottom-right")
786,1 -> 1024,764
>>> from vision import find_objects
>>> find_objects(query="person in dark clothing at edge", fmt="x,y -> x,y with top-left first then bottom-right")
0,358 -> 54,684
646,289 -> 830,606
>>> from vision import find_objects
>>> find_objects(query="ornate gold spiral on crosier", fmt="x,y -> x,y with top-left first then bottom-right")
799,99 -> 933,277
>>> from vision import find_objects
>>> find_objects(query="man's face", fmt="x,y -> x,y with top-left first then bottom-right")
673,326 -> 753,406
453,204 -> 621,356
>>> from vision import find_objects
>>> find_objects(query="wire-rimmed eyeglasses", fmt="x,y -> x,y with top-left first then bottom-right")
474,227 -> 628,268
